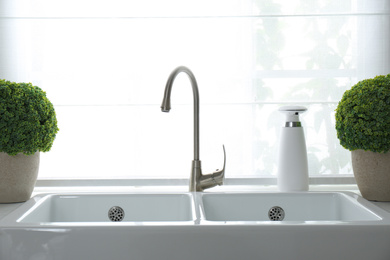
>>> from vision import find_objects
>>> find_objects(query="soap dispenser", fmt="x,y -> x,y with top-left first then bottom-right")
277,106 -> 309,192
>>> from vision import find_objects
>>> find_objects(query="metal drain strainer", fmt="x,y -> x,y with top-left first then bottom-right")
108,206 -> 125,222
268,206 -> 285,221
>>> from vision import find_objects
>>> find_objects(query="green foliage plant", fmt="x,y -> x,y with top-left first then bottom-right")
335,75 -> 390,153
0,79 -> 59,156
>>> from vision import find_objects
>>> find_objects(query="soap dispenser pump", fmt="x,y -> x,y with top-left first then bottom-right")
277,106 -> 309,192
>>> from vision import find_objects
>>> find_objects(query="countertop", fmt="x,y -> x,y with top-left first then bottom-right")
1,184 -> 390,220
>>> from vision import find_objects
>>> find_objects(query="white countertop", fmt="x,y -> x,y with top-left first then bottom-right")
1,184 -> 390,220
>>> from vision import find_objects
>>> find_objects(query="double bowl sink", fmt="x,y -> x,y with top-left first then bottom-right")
8,191 -> 385,224
1,191 -> 390,260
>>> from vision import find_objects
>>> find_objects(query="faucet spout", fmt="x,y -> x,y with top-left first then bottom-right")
161,66 -> 225,191
161,66 -> 200,160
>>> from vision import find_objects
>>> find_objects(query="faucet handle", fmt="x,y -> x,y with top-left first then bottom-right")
199,145 -> 226,190
213,145 -> 226,177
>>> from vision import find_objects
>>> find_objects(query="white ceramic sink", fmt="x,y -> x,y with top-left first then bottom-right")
201,192 -> 381,222
1,191 -> 390,260
17,193 -> 195,223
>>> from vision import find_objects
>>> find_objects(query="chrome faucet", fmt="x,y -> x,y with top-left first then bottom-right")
161,66 -> 226,192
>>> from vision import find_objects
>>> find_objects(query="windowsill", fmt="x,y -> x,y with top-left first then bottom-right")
1,184 -> 390,220
31,183 -> 360,195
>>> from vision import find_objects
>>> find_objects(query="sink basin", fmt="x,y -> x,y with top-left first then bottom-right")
1,191 -> 390,260
17,193 -> 195,223
201,192 -> 381,222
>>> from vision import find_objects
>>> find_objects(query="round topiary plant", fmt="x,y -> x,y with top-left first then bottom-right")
0,79 -> 59,156
335,74 -> 390,153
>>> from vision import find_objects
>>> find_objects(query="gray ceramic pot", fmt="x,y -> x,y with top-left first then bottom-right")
0,152 -> 40,203
352,149 -> 390,201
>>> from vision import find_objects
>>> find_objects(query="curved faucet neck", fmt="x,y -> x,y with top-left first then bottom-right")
161,66 -> 200,161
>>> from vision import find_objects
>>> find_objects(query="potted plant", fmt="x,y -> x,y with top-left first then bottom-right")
335,74 -> 390,201
0,79 -> 59,203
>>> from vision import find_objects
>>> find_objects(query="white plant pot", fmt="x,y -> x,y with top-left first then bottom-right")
352,149 -> 390,202
0,152 -> 40,203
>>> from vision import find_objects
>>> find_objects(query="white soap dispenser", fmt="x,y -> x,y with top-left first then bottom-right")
277,106 -> 309,192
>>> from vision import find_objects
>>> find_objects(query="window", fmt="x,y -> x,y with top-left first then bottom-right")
1,0 -> 389,184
